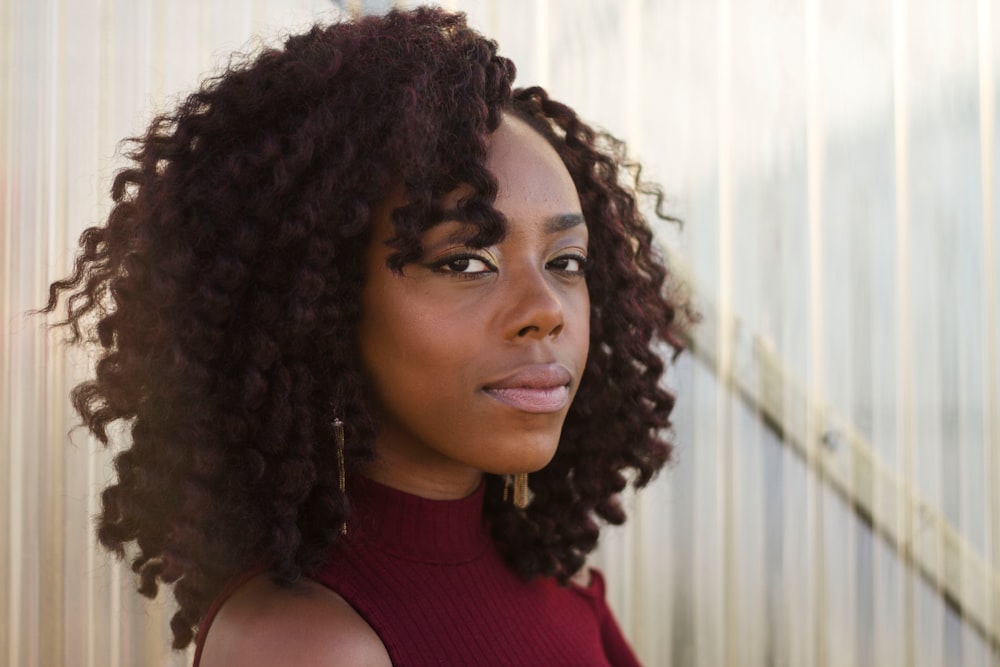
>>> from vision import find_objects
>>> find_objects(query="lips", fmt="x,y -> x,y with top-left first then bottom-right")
482,364 -> 573,414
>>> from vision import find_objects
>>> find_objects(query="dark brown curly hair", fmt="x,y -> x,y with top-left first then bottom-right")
41,6 -> 689,650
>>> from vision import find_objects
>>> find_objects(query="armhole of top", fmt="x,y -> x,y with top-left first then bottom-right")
309,569 -> 397,665
191,564 -> 269,667
569,567 -> 606,599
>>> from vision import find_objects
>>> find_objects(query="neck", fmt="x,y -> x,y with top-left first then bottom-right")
360,459 -> 483,501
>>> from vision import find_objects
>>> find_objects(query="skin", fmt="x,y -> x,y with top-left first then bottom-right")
358,114 -> 590,500
197,574 -> 392,667
199,114 -> 589,665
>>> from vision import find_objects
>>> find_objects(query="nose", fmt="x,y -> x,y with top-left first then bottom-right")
502,266 -> 565,341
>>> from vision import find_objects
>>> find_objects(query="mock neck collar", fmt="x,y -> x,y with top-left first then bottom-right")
345,476 -> 491,564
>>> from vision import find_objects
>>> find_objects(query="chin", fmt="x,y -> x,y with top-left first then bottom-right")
505,432 -> 562,474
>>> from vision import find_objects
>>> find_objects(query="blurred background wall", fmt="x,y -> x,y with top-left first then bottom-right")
2,0 -> 998,665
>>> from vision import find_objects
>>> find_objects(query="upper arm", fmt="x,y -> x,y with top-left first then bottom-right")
198,574 -> 392,667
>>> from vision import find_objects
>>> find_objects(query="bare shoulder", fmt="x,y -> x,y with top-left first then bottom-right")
570,566 -> 593,588
198,573 -> 391,667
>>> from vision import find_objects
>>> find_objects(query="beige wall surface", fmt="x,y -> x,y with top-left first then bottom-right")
3,0 -> 999,665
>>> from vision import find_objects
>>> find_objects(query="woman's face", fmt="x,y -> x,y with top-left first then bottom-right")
357,115 -> 590,498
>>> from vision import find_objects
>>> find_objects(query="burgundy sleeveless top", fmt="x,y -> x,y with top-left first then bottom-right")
194,477 -> 641,666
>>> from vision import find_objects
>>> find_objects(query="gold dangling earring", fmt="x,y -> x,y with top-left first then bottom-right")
512,472 -> 529,509
334,418 -> 347,535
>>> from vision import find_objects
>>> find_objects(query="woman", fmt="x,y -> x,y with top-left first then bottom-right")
42,6 -> 688,665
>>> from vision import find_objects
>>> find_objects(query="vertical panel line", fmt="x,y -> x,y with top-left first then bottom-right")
977,0 -> 1000,651
891,0 -> 916,664
625,0 -> 642,147
534,0 -> 550,91
804,0 -> 827,665
7,0 -> 28,663
43,0 -> 66,662
716,0 -> 735,664
1,0 -> 17,662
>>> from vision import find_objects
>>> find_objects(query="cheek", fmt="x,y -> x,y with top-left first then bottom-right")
572,289 -> 591,361
358,287 -> 473,403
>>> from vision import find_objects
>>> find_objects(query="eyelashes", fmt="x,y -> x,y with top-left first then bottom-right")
546,254 -> 589,274
431,253 -> 496,275
428,251 -> 589,278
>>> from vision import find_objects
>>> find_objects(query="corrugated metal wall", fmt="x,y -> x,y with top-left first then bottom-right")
3,0 -> 998,665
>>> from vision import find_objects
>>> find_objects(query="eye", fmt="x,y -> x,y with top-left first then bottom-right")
548,254 -> 589,274
432,253 -> 496,275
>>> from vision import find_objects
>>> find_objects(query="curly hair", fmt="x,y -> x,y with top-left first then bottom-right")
41,6 -> 689,649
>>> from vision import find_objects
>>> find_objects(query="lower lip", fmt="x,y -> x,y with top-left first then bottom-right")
483,386 -> 570,413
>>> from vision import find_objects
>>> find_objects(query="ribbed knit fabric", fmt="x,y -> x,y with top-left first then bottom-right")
315,477 -> 641,667
193,477 -> 642,666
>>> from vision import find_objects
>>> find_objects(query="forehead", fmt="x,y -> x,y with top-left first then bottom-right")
483,115 -> 582,221
371,115 -> 585,252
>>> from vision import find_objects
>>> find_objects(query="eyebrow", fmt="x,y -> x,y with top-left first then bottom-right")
435,214 -> 587,241
432,210 -> 586,241
545,213 -> 586,234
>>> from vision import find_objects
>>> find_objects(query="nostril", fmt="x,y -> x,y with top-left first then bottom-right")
516,323 -> 562,338
508,281 -> 566,340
